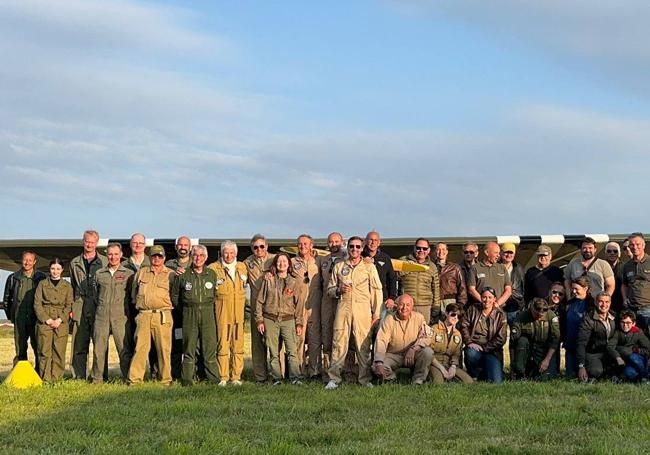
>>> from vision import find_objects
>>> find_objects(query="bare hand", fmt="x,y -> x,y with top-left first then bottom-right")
404,348 -> 416,367
257,323 -> 265,334
616,357 -> 625,367
175,267 -> 185,276
371,318 -> 380,327
468,343 -> 483,352
340,283 -> 352,294
264,271 -> 273,281
384,298 -> 396,310
447,366 -> 457,380
296,325 -> 303,337
373,362 -> 386,378
578,367 -> 588,382
539,358 -> 550,373
45,318 -> 55,329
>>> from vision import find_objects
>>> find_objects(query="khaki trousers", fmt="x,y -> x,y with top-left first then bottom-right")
328,301 -> 373,385
379,348 -> 434,383
430,365 -> 474,384
297,299 -> 322,378
128,310 -> 173,385
217,321 -> 244,381
37,323 -> 68,382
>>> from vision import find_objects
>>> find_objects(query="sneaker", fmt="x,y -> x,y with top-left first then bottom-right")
273,380 -> 282,386
231,380 -> 243,386
413,380 -> 424,386
325,380 -> 338,390
291,379 -> 303,386
218,380 -> 227,387
364,382 -> 374,388
641,378 -> 649,384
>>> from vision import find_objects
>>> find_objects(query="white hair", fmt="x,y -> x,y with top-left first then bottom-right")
191,244 -> 208,258
220,240 -> 238,255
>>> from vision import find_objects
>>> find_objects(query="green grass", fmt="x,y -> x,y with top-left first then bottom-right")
2,326 -> 650,453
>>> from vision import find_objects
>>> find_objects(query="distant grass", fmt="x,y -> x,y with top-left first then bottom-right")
2,325 -> 650,453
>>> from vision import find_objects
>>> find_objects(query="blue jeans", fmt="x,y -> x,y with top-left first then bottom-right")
565,348 -> 578,379
623,353 -> 648,381
464,347 -> 503,383
635,307 -> 650,335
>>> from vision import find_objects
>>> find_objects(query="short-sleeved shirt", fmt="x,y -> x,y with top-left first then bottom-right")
622,254 -> 650,309
564,258 -> 613,298
468,261 -> 512,299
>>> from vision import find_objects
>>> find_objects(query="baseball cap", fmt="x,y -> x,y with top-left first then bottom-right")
150,245 -> 166,257
501,242 -> 516,254
536,245 -> 552,256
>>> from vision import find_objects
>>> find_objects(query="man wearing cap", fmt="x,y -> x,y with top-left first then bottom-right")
372,294 -> 434,385
563,237 -> 615,299
165,235 -> 193,380
291,234 -> 324,378
325,236 -> 383,389
244,234 -> 276,382
92,243 -> 134,383
524,245 -> 564,304
510,298 -> 560,380
171,245 -> 220,385
320,232 -> 347,374
468,242 -> 512,309
209,240 -> 248,386
434,242 -> 467,310
604,241 -> 625,315
622,233 -> 650,333
4,250 -> 46,370
397,238 -> 442,324
70,229 -> 108,380
459,242 -> 479,302
128,245 -> 175,385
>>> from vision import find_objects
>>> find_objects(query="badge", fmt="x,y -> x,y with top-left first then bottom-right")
552,316 -> 559,323
497,273 -> 505,277
511,327 -> 518,334
627,271 -> 634,277
205,282 -> 213,289
341,266 -> 351,276
378,261 -> 385,267
294,262 -> 303,270
217,279 -> 225,286
184,282 -> 193,291
435,334 -> 443,342
477,273 -> 486,279
241,275 -> 247,283
453,335 -> 460,343
424,326 -> 433,336
115,275 -> 126,281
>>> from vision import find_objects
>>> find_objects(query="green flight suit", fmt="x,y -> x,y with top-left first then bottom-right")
92,265 -> 134,383
165,256 -> 191,380
510,308 -> 560,379
172,266 -> 219,385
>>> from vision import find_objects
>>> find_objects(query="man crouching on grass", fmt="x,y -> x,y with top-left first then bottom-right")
372,294 -> 434,385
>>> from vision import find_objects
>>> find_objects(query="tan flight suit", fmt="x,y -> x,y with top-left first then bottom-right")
128,265 -> 174,385
397,255 -> 442,324
34,278 -> 73,382
320,251 -> 346,372
374,311 -> 433,383
292,254 -> 324,378
244,252 -> 276,382
209,260 -> 248,382
430,321 -> 473,384
327,259 -> 383,385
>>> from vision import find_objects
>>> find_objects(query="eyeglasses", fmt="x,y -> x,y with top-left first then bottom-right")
606,249 -> 619,253
621,320 -> 634,325
551,290 -> 564,296
448,312 -> 459,318
463,250 -> 477,255
348,244 -> 362,250
415,246 -> 429,251
534,306 -> 549,313
252,245 -> 266,250
303,271 -> 310,284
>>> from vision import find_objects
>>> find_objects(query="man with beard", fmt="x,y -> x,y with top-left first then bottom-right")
604,242 -> 625,315
564,237 -> 615,299
320,232 -> 347,373
166,236 -> 193,380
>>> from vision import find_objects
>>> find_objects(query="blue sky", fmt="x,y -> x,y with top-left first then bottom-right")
1,0 -> 649,241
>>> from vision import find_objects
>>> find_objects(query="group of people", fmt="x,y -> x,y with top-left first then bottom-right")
4,230 -> 650,386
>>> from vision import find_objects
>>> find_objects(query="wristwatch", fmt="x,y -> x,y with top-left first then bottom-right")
578,363 -> 585,368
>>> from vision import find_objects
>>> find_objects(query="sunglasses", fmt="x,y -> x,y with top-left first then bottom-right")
463,250 -> 477,255
551,290 -> 564,296
348,244 -> 362,250
448,312 -> 459,318
415,246 -> 429,251
534,306 -> 549,313
606,249 -> 619,253
252,245 -> 266,250
303,271 -> 310,284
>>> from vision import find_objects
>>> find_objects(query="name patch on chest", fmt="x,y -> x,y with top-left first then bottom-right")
185,282 -> 193,291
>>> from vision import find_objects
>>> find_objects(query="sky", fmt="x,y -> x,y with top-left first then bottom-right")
1,0 -> 649,241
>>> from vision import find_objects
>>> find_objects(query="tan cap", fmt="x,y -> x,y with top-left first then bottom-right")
536,245 -> 552,256
149,245 -> 166,257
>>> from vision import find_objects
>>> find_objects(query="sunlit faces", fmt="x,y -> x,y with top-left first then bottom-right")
550,285 -> 565,303
192,250 -> 207,268
581,242 -> 596,260
571,283 -> 588,300
176,237 -> 191,258
436,243 -> 448,262
50,263 -> 63,280
327,233 -> 343,253
605,243 -> 620,262
21,252 -> 36,273
347,240 -> 363,259
222,247 -> 237,264
106,246 -> 123,267
620,317 -> 635,333
130,234 -> 146,255
481,289 -> 496,311
537,253 -> 551,268
83,233 -> 98,255
150,254 -> 165,267
297,236 -> 313,257
629,236 -> 646,260
414,241 -> 430,261
252,239 -> 268,258
276,254 -> 290,273
365,232 -> 380,253
596,294 -> 611,315
484,243 -> 500,264
396,295 -> 414,320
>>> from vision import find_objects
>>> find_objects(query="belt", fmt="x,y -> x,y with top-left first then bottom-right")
139,308 -> 171,313
263,313 -> 295,323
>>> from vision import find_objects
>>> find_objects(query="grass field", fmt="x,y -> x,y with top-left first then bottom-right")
2,326 -> 650,454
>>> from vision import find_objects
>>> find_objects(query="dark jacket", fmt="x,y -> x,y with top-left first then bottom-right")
503,262 -> 525,313
3,269 -> 47,322
524,265 -> 564,305
362,249 -> 397,301
511,308 -> 561,351
609,326 -> 650,359
461,304 -> 508,359
576,310 -> 617,365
